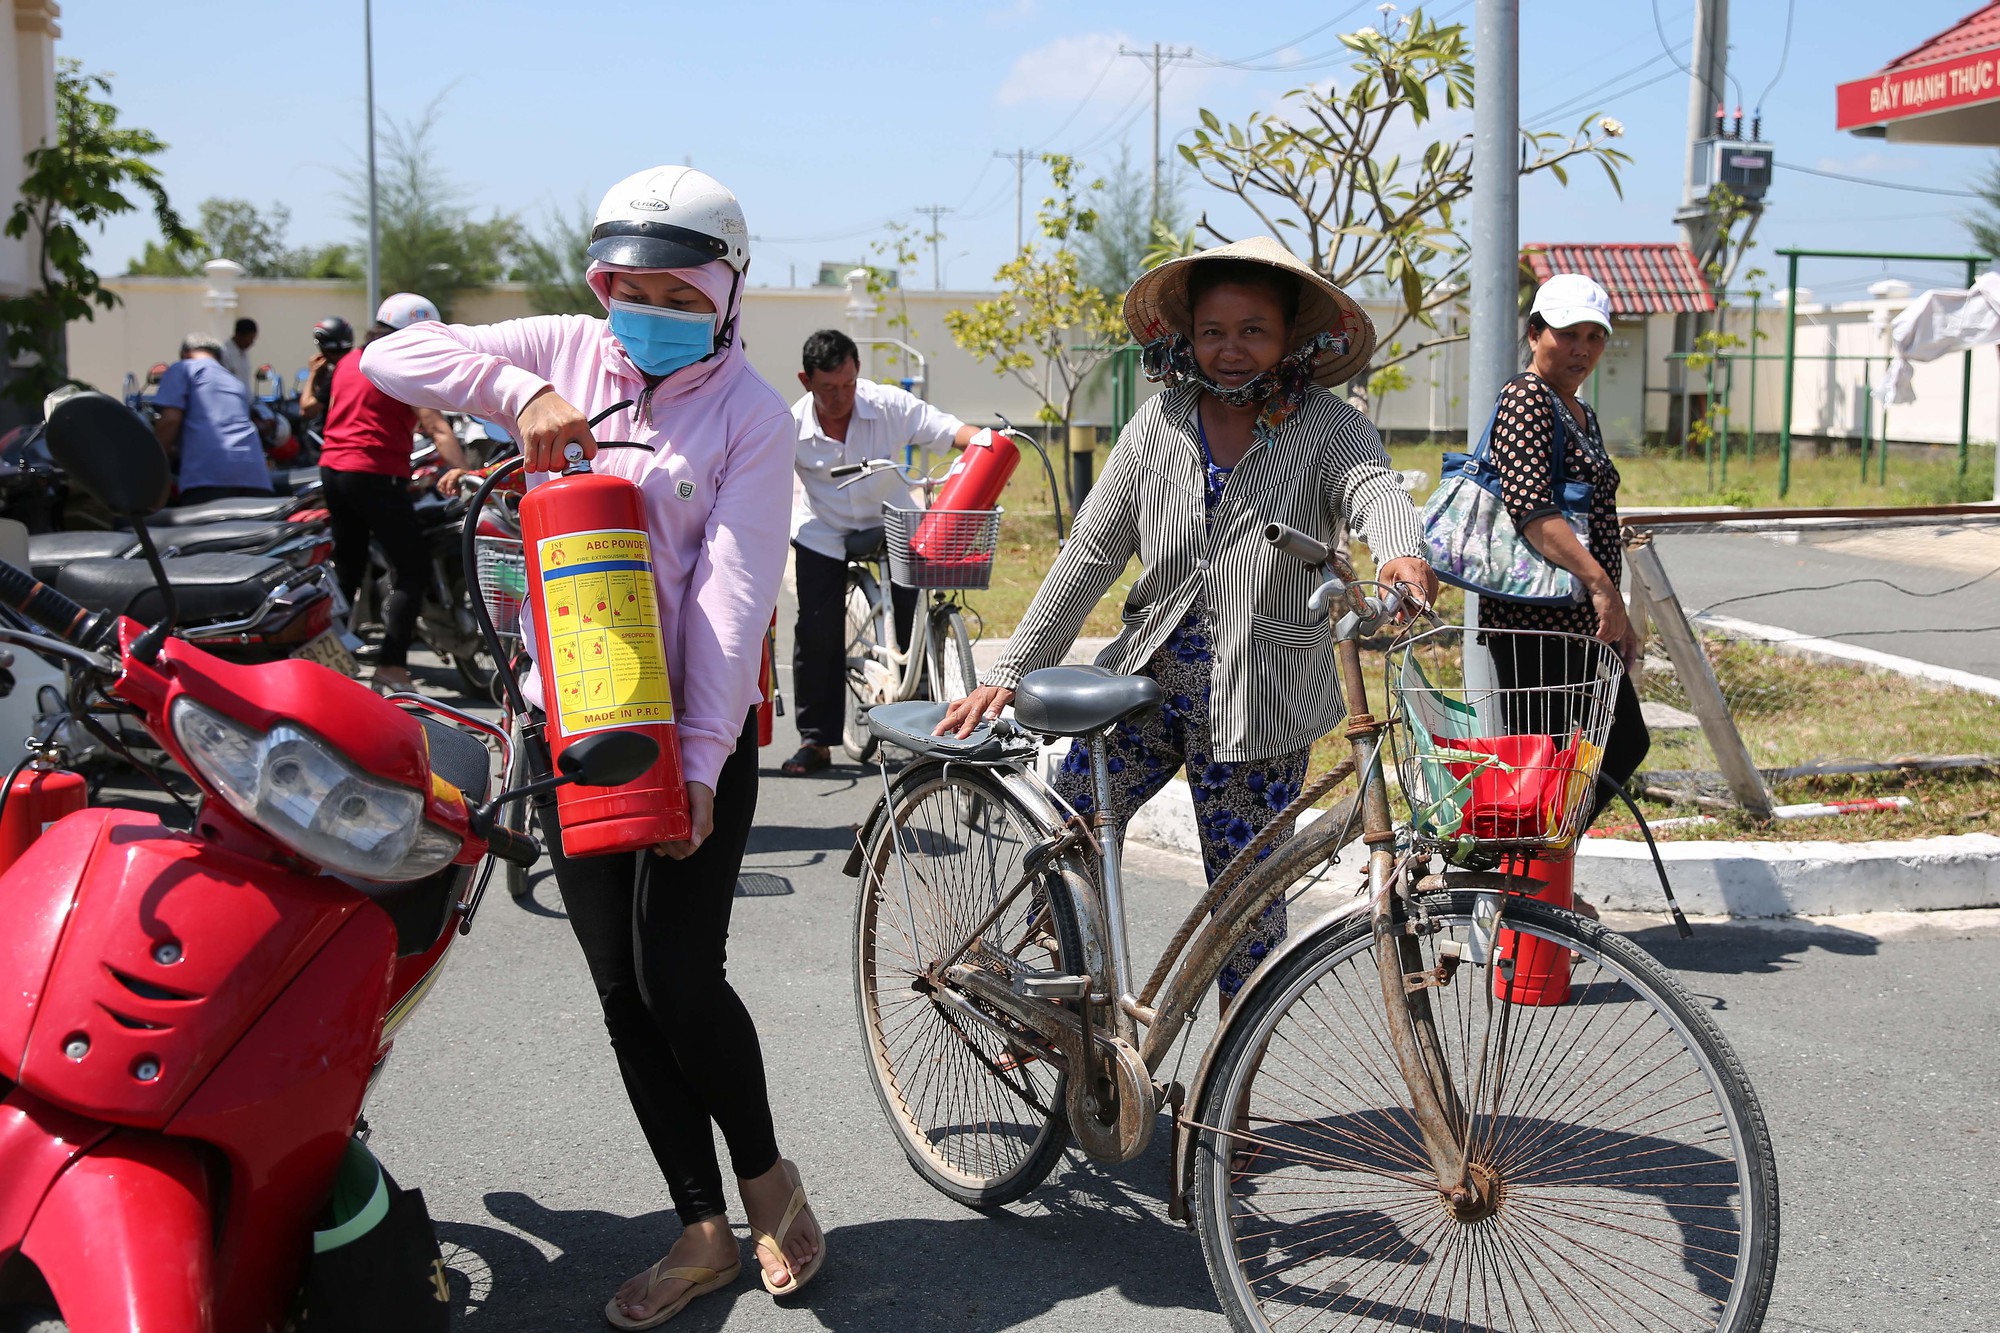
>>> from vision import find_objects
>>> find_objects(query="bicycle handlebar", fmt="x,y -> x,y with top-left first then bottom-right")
1264,523 -> 1331,566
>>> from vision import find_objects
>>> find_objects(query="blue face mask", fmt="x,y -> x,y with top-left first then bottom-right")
607,298 -> 717,377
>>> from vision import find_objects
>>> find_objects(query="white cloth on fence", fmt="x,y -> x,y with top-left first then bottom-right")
1884,271 -> 2000,405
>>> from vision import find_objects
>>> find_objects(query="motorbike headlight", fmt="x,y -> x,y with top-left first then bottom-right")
170,698 -> 460,882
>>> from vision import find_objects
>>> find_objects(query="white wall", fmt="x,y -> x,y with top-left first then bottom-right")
1,1 -> 61,300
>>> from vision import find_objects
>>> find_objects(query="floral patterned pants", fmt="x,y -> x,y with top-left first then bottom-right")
1053,606 -> 1313,998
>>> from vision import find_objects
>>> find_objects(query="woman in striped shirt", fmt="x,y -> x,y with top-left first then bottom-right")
940,237 -> 1435,999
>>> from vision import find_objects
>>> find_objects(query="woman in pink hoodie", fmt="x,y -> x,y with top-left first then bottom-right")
362,166 -> 823,1327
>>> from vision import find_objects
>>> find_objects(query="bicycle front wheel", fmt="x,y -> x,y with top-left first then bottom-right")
854,762 -> 1086,1208
842,574 -> 881,762
1193,890 -> 1779,1333
925,605 -> 978,704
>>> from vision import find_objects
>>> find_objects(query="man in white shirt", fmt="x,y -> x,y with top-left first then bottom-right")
218,317 -> 258,394
783,328 -> 980,774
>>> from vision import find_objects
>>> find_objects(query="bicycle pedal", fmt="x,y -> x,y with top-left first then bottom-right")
1014,971 -> 1091,999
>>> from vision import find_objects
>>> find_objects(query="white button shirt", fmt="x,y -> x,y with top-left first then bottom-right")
790,378 -> 965,560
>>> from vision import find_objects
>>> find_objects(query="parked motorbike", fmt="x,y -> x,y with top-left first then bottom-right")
0,390 -> 656,1332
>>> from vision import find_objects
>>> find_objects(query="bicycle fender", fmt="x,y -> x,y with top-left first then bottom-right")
842,795 -> 887,878
1169,894 -> 1371,1223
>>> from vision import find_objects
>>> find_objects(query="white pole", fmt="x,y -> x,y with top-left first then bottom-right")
1466,0 -> 1518,703
364,0 -> 380,320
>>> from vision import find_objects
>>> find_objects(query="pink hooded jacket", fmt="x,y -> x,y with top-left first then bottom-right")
359,260 -> 792,790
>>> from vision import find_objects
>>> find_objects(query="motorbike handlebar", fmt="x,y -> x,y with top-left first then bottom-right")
0,558 -> 111,648
483,821 -> 541,868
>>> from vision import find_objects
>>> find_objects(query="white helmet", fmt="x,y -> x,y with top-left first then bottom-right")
589,166 -> 749,274
376,292 -> 440,329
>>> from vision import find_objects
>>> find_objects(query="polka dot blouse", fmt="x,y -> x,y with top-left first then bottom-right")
1477,371 -> 1623,637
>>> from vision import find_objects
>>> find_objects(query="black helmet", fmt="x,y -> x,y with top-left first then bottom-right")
312,316 -> 355,353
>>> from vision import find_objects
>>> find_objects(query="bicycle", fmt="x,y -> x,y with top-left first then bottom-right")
827,456 -> 996,762
470,518 -> 534,899
845,521 -> 1778,1332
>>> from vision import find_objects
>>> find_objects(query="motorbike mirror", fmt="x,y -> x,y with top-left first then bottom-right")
557,731 -> 658,788
44,391 -> 171,518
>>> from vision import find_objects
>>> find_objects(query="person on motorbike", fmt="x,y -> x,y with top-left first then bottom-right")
782,327 -> 982,776
320,294 -> 468,695
297,315 -> 355,424
361,165 -> 824,1327
152,333 -> 275,503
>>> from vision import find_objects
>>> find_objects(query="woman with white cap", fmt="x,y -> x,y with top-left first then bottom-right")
361,166 -> 822,1327
941,237 -> 1436,1000
1476,272 -> 1649,826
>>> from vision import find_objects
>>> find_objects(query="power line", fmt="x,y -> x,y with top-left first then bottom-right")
1199,3 -> 1371,66
1119,43 -> 1199,227
1034,52 -> 1122,151
1773,161 -> 1981,199
1528,66 -> 1685,131
1755,0 -> 1797,111
1651,0 -> 1742,118
1525,46 -> 1681,126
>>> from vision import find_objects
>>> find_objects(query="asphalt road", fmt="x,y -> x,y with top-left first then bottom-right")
347,631 -> 2000,1333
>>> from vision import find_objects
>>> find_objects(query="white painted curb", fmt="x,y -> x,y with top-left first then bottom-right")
1696,613 -> 2000,698
1118,776 -> 2000,918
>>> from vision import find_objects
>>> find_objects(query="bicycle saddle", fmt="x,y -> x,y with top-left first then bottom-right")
844,525 -> 887,560
1013,666 -> 1161,737
866,700 -> 1015,762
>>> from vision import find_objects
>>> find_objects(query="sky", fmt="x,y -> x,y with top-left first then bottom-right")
50,0 -> 2000,305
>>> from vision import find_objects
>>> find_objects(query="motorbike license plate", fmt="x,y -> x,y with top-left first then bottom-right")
293,629 -> 360,676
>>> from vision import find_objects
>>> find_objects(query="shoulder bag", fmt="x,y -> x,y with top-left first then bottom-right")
1420,380 -> 1594,606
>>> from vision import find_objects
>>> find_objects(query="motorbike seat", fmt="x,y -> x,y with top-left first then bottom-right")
56,554 -> 293,622
145,495 -> 296,527
27,529 -> 139,580
159,520 -> 297,557
1012,665 -> 1163,738
370,715 -> 496,957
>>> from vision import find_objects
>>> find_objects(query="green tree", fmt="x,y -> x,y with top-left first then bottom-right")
345,102 -> 519,319
1178,8 -> 1628,375
514,197 -> 595,314
1081,145 -> 1183,297
126,197 -> 361,279
1,60 -> 195,409
946,154 -> 1125,504
1967,156 -> 2000,260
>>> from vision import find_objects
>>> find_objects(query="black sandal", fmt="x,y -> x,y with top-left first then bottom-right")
780,745 -> 832,776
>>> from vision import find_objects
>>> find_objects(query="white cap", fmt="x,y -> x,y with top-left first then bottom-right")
1530,273 -> 1613,332
376,292 -> 440,329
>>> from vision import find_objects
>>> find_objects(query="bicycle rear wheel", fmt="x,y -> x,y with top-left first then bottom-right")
842,573 -> 883,762
1193,889 -> 1779,1333
925,604 -> 978,704
854,763 -> 1085,1208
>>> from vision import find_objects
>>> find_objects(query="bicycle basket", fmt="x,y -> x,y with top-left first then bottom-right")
1387,625 -> 1622,853
881,504 -> 1002,590
473,535 -> 528,638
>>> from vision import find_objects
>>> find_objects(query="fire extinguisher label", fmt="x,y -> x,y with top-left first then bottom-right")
538,528 -> 675,736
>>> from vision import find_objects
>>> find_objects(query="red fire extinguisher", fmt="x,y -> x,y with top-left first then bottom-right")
911,427 -> 1019,562
0,750 -> 89,873
520,443 -> 690,856
756,610 -> 782,747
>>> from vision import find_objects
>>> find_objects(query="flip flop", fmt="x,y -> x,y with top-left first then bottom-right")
603,1259 -> 741,1330
752,1165 -> 825,1297
779,745 -> 831,776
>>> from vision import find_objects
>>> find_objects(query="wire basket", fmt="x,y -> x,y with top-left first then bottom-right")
881,504 -> 1002,590
473,536 -> 528,639
1387,625 -> 1623,854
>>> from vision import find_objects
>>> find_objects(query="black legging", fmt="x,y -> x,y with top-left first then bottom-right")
791,541 -> 914,748
1484,631 -> 1650,828
539,709 -> 779,1226
320,466 -> 428,669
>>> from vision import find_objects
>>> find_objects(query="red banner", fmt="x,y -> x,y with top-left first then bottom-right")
1837,48 -> 2000,130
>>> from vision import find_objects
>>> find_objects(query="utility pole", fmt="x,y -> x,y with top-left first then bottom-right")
1675,0 -> 1730,266
1467,0 -> 1519,421
915,205 -> 952,290
994,148 -> 1033,255
1119,43 -> 1196,229
363,0 -> 380,318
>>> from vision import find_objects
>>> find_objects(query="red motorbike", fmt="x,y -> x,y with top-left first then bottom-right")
0,394 -> 654,1332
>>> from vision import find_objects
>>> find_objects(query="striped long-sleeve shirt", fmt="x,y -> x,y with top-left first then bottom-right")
988,383 -> 1425,762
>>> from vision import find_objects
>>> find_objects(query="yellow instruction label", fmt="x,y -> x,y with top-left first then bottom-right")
538,528 -> 673,736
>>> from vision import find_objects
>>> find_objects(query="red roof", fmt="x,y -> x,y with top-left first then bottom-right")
1879,2 -> 2000,71
1521,243 -> 1715,316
